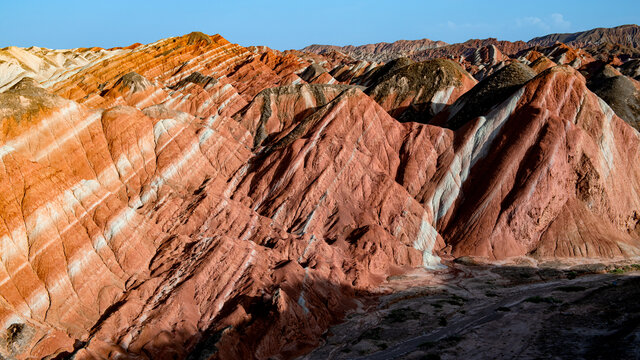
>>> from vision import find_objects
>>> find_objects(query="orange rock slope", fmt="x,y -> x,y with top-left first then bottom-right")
0,32 -> 640,359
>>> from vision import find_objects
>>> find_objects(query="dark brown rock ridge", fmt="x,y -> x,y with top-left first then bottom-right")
303,38 -> 448,63
303,25 -> 640,66
528,24 -> 640,49
619,59 -> 640,80
586,65 -> 640,129
365,59 -> 477,122
304,38 -> 529,63
435,61 -> 536,129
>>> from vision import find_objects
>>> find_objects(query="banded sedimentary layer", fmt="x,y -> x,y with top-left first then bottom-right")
0,28 -> 639,359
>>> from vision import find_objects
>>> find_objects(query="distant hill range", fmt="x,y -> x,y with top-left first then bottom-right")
528,24 -> 640,48
303,24 -> 640,62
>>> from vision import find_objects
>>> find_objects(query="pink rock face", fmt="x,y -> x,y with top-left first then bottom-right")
309,72 -> 339,84
1,30 -> 640,360
439,66 -> 640,258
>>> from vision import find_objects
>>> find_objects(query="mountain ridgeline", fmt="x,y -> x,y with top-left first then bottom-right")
0,24 -> 639,359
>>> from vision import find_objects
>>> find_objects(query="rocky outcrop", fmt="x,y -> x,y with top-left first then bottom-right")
351,57 -> 414,87
528,24 -> 640,49
467,45 -> 510,81
529,55 -> 557,73
434,61 -> 536,129
586,65 -> 640,130
238,83 -> 354,148
303,38 -> 529,63
304,25 -> 640,71
517,43 -> 595,69
439,66 -> 640,258
330,59 -> 378,83
365,59 -> 477,122
470,45 -> 508,67
299,63 -> 328,82
583,42 -> 640,62
619,59 -> 640,80
303,38 -> 448,63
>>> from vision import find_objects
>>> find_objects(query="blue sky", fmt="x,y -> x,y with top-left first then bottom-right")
1,0 -> 638,50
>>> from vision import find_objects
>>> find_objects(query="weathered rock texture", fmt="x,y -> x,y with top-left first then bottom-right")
0,29 -> 640,360
434,61 -> 536,129
303,38 -> 448,63
528,24 -> 640,49
304,38 -> 529,63
304,25 -> 640,64
365,59 -> 477,122
586,65 -> 640,129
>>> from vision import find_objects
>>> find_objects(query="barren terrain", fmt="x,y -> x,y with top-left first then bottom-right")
303,259 -> 640,360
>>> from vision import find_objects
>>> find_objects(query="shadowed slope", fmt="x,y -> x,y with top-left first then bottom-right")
435,61 -> 536,130
587,65 -> 640,130
365,59 -> 476,123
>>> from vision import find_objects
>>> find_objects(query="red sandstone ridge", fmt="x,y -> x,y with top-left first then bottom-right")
0,27 -> 640,360
437,66 -> 640,258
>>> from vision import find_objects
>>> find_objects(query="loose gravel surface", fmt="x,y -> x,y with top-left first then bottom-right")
300,260 -> 640,360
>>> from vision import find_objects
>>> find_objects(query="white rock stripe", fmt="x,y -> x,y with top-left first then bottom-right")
430,87 -> 525,225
